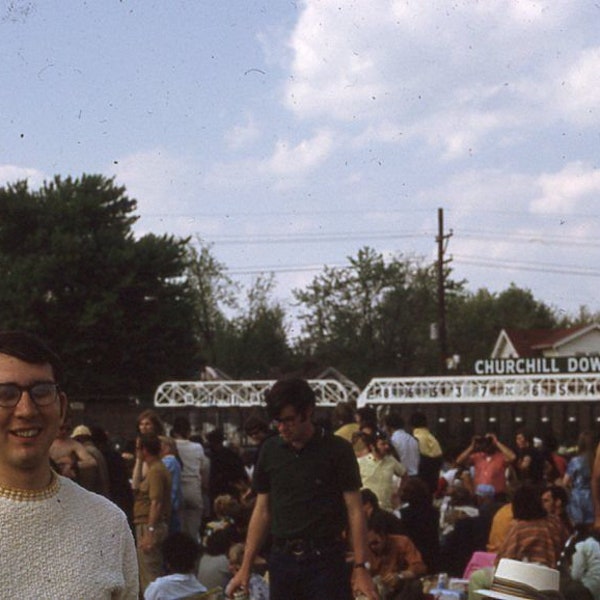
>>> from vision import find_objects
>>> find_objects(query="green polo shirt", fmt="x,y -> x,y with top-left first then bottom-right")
253,427 -> 361,540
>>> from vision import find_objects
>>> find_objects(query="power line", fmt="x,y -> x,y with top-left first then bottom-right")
141,208 -> 433,219
191,229 -> 599,248
453,255 -> 600,278
447,208 -> 600,219
226,255 -> 600,278
458,230 -> 600,249
228,264 -> 341,275
195,231 -> 432,245
141,207 -> 600,220
186,226 -> 599,248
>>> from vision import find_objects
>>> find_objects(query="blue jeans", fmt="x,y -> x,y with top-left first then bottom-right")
268,541 -> 352,600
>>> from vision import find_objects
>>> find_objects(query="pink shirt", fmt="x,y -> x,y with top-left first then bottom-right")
471,451 -> 508,493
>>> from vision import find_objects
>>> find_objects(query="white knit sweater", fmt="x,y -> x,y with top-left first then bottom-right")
0,474 -> 138,599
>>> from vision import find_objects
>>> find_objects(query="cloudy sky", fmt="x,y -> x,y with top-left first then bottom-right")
2,0 -> 599,333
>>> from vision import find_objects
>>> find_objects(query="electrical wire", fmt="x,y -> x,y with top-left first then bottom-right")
226,255 -> 600,278
196,231 -> 432,245
452,255 -> 600,278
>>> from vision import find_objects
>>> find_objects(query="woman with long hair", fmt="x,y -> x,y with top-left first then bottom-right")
564,431 -> 596,526
136,409 -> 165,436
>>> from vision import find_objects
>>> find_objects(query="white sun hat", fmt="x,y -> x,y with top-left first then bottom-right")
477,558 -> 561,599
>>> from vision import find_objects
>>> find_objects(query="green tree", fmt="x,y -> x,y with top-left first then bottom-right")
219,274 -> 291,379
185,239 -> 238,366
293,247 -> 448,384
447,283 -> 559,372
0,174 -> 199,399
566,305 -> 600,326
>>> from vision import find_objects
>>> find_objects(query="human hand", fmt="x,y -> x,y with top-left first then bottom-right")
135,437 -> 143,461
139,531 -> 155,554
57,458 -> 77,479
380,571 -> 399,587
353,568 -> 378,600
225,569 -> 250,598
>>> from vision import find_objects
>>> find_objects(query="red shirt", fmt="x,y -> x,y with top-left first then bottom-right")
471,451 -> 508,493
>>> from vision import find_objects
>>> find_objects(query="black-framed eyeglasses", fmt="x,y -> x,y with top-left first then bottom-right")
0,382 -> 60,408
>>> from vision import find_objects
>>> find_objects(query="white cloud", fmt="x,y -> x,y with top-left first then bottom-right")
261,129 -> 334,176
424,168 -> 534,213
415,108 -> 513,160
284,1 -> 394,121
555,47 -> 600,125
205,129 -> 335,192
531,161 -> 600,213
282,1 -> 590,158
0,165 -> 45,188
109,148 -> 189,206
106,148 -> 224,239
224,115 -> 261,150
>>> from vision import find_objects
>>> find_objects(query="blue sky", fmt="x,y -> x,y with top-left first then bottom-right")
2,0 -> 599,336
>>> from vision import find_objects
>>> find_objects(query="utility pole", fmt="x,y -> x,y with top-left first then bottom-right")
436,207 -> 452,374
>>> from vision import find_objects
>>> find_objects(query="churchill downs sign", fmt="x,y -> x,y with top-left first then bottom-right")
473,356 -> 600,376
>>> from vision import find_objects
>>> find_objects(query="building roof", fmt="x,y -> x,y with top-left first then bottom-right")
494,323 -> 598,357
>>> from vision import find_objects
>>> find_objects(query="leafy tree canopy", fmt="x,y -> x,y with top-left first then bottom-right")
447,283 -> 560,372
293,247 -> 458,385
0,174 -> 200,399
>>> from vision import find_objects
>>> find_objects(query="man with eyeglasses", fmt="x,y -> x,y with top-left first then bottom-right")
227,377 -> 378,600
0,331 -> 138,598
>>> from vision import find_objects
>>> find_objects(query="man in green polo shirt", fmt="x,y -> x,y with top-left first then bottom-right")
227,378 -> 377,600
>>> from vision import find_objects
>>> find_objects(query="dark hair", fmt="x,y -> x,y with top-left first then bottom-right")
410,411 -> 428,428
577,431 -> 596,468
264,378 -> 315,420
451,486 -> 475,507
543,433 -> 559,453
171,415 -> 191,438
244,415 -> 269,436
89,425 -> 109,448
545,484 -> 568,507
368,509 -> 391,536
360,487 -> 380,509
0,331 -> 64,384
162,532 -> 201,573
333,401 -> 356,426
513,483 -> 546,520
401,477 -> 432,507
205,526 -> 236,556
139,433 -> 161,457
136,409 -> 165,436
384,411 -> 405,430
206,427 -> 225,447
356,406 -> 377,429
515,428 -> 533,447
364,430 -> 388,449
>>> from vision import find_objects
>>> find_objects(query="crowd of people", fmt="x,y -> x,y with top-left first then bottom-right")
1,329 -> 599,600
49,393 -> 600,600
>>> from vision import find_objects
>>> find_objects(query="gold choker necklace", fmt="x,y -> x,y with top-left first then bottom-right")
0,470 -> 60,501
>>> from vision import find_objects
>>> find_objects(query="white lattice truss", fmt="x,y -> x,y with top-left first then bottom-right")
357,374 -> 600,408
154,379 -> 353,408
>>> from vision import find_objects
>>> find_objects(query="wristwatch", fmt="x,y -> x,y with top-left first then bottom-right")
354,562 -> 370,570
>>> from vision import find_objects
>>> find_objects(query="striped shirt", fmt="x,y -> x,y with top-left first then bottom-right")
497,516 -> 565,568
